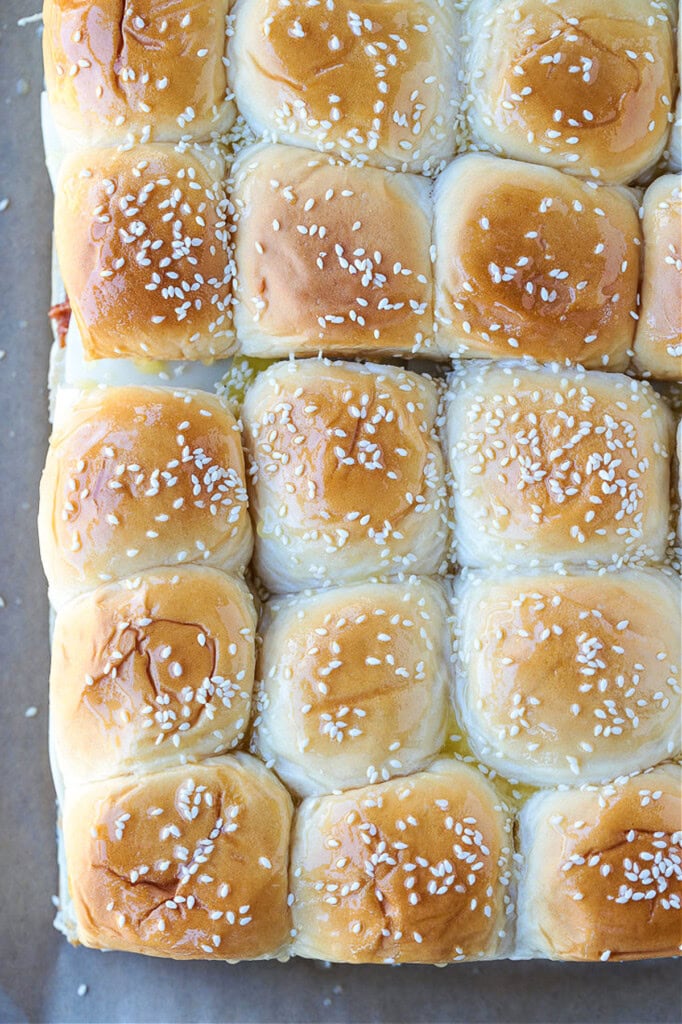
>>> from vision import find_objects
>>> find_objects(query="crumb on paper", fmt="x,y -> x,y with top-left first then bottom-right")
0,199 -> 9,213
0,596 -> 5,608
24,706 -> 38,718
77,984 -> 88,998
17,12 -> 43,27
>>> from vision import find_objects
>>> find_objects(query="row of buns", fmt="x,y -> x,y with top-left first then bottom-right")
53,140 -> 682,375
43,0 -> 680,185
50,563 -> 681,794
41,360 -> 681,794
58,753 -> 682,963
39,361 -> 680,609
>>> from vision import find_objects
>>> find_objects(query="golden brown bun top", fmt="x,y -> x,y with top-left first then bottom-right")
243,359 -> 444,542
39,386 -> 251,605
231,0 -> 459,172
51,567 -> 257,784
256,578 -> 450,793
63,756 -> 293,959
522,764 -> 682,961
232,144 -> 434,354
262,578 -> 448,722
291,759 -> 513,963
434,154 -> 640,368
447,362 -> 674,565
43,0 -> 234,144
457,568 -> 681,784
54,144 -> 234,362
468,0 -> 675,184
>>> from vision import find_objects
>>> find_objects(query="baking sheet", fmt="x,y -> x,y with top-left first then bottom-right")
1,4 -> 681,1022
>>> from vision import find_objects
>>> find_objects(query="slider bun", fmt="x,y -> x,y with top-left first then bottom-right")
290,759 -> 514,964
43,0 -> 235,147
254,578 -> 451,796
63,755 -> 293,959
467,0 -> 676,184
39,386 -> 252,608
633,174 -> 682,380
242,359 -> 448,593
434,154 -> 641,368
55,144 -> 235,362
51,567 -> 257,786
455,568 -> 681,786
445,362 -> 674,568
232,143 -> 436,358
517,764 -> 682,961
229,0 -> 461,173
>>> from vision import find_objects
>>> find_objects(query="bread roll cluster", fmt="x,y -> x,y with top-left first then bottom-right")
44,0 -> 681,373
40,0 -> 681,965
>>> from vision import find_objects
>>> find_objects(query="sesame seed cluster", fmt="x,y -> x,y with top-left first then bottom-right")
39,0 -> 681,966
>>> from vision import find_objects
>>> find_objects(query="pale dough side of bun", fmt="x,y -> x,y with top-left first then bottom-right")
633,174 -> 682,380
